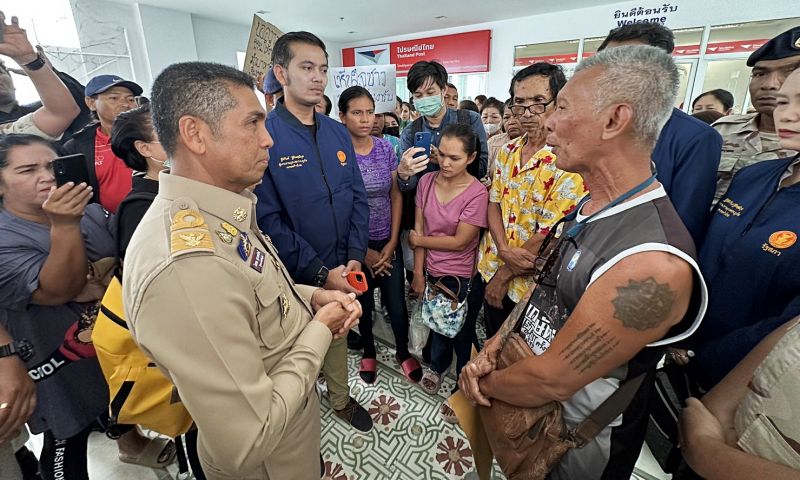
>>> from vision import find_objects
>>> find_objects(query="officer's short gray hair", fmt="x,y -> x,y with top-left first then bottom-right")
575,45 -> 679,149
150,62 -> 254,157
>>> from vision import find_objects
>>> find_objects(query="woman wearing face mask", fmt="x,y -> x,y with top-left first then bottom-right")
370,112 -> 403,163
483,99 -> 522,187
480,97 -> 504,139
407,123 -> 488,422
339,86 -> 422,384
110,103 -> 169,262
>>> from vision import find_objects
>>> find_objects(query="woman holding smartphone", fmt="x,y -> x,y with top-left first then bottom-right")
338,86 -> 422,384
0,134 -> 114,479
408,123 -> 488,421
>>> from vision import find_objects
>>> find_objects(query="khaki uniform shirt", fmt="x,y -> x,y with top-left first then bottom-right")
713,113 -> 797,203
123,173 -> 331,480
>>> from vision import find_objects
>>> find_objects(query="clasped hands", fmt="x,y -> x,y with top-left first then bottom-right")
458,340 -> 501,408
310,289 -> 362,340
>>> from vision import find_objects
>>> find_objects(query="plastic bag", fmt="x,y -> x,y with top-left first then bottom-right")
408,298 -> 429,356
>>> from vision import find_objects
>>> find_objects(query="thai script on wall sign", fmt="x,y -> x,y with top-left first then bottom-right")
613,3 -> 679,27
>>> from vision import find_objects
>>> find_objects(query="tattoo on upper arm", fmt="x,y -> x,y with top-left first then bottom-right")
559,323 -> 621,374
612,277 -> 677,331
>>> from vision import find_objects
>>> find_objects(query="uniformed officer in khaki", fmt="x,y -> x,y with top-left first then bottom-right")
713,26 -> 800,203
123,62 -> 361,480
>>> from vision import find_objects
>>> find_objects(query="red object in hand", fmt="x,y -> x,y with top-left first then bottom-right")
346,271 -> 368,293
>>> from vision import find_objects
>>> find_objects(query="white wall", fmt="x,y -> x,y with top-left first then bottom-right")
340,0 -> 799,99
69,2 -> 344,95
138,4 -> 198,83
192,15 -> 251,67
69,0 -> 151,89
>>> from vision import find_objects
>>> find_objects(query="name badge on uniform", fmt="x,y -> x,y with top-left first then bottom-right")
250,248 -> 266,273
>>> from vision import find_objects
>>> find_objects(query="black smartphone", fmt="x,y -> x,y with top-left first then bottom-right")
0,20 -> 5,43
413,131 -> 432,158
53,153 -> 92,188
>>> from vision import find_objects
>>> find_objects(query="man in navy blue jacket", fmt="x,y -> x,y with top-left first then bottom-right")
600,24 -> 721,246
254,32 -> 373,433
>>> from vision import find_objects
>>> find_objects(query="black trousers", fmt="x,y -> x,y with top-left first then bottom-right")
39,424 -> 93,480
483,291 -> 517,339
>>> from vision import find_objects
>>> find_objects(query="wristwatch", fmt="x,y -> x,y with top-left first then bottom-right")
21,53 -> 46,72
0,339 -> 34,361
313,265 -> 330,287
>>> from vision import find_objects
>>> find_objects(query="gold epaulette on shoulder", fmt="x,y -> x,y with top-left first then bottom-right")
169,197 -> 215,257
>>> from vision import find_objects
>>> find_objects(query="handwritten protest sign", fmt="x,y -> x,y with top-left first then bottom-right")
243,15 -> 283,81
329,65 -> 397,115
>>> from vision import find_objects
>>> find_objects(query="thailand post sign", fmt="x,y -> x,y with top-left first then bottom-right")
342,30 -> 491,77
329,65 -> 397,115
243,15 -> 283,81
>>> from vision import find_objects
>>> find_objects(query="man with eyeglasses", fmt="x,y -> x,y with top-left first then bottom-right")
712,26 -> 800,203
477,63 -> 585,337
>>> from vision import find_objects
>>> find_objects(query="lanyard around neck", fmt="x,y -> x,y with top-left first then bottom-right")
564,172 -> 658,238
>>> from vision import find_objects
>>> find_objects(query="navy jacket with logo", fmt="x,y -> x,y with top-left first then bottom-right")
688,156 -> 800,389
254,101 -> 369,285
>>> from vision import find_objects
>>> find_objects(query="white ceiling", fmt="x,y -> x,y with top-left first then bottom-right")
113,0 -> 625,43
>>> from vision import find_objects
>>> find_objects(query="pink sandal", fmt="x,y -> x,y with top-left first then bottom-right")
359,358 -> 378,384
396,354 -> 422,384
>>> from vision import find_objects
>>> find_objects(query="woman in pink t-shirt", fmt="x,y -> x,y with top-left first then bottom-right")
408,124 -> 489,421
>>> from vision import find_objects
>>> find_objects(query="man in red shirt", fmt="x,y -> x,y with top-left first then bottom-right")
61,75 -> 141,213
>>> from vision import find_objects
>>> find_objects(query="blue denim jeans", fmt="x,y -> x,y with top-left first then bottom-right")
359,239 -> 410,358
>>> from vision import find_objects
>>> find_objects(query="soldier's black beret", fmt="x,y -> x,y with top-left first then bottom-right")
747,26 -> 800,67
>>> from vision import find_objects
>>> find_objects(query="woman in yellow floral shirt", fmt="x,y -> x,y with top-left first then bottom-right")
477,63 -> 586,335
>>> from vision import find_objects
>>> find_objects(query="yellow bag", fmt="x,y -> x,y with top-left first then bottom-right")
92,277 -> 193,438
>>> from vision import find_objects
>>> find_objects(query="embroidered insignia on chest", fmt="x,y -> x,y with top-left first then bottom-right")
170,209 -> 215,256
768,231 -> 797,249
238,232 -> 253,260
221,222 -> 239,236
216,230 -> 234,244
232,207 -> 247,223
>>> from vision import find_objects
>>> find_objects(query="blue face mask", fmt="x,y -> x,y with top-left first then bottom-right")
415,93 -> 444,117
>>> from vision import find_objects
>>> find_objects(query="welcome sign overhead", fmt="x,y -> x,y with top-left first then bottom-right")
342,30 -> 491,76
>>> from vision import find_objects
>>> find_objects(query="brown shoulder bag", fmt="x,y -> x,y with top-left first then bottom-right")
478,289 -> 646,480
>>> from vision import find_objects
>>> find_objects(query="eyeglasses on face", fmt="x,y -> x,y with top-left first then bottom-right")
510,99 -> 554,116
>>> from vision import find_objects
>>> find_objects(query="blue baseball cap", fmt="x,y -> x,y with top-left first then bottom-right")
85,74 -> 143,97
262,69 -> 282,95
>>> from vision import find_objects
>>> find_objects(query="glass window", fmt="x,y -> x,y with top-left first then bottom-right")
396,73 -> 487,103
513,39 -> 580,67
707,17 -> 800,55
699,59 -> 752,114
674,61 -> 696,109
449,73 -> 487,102
582,27 -> 702,58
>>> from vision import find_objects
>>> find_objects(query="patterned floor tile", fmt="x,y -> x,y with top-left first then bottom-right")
319,334 -> 504,480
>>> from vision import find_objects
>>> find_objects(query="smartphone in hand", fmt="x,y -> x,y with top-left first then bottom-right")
413,131 -> 432,159
53,154 -> 91,187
